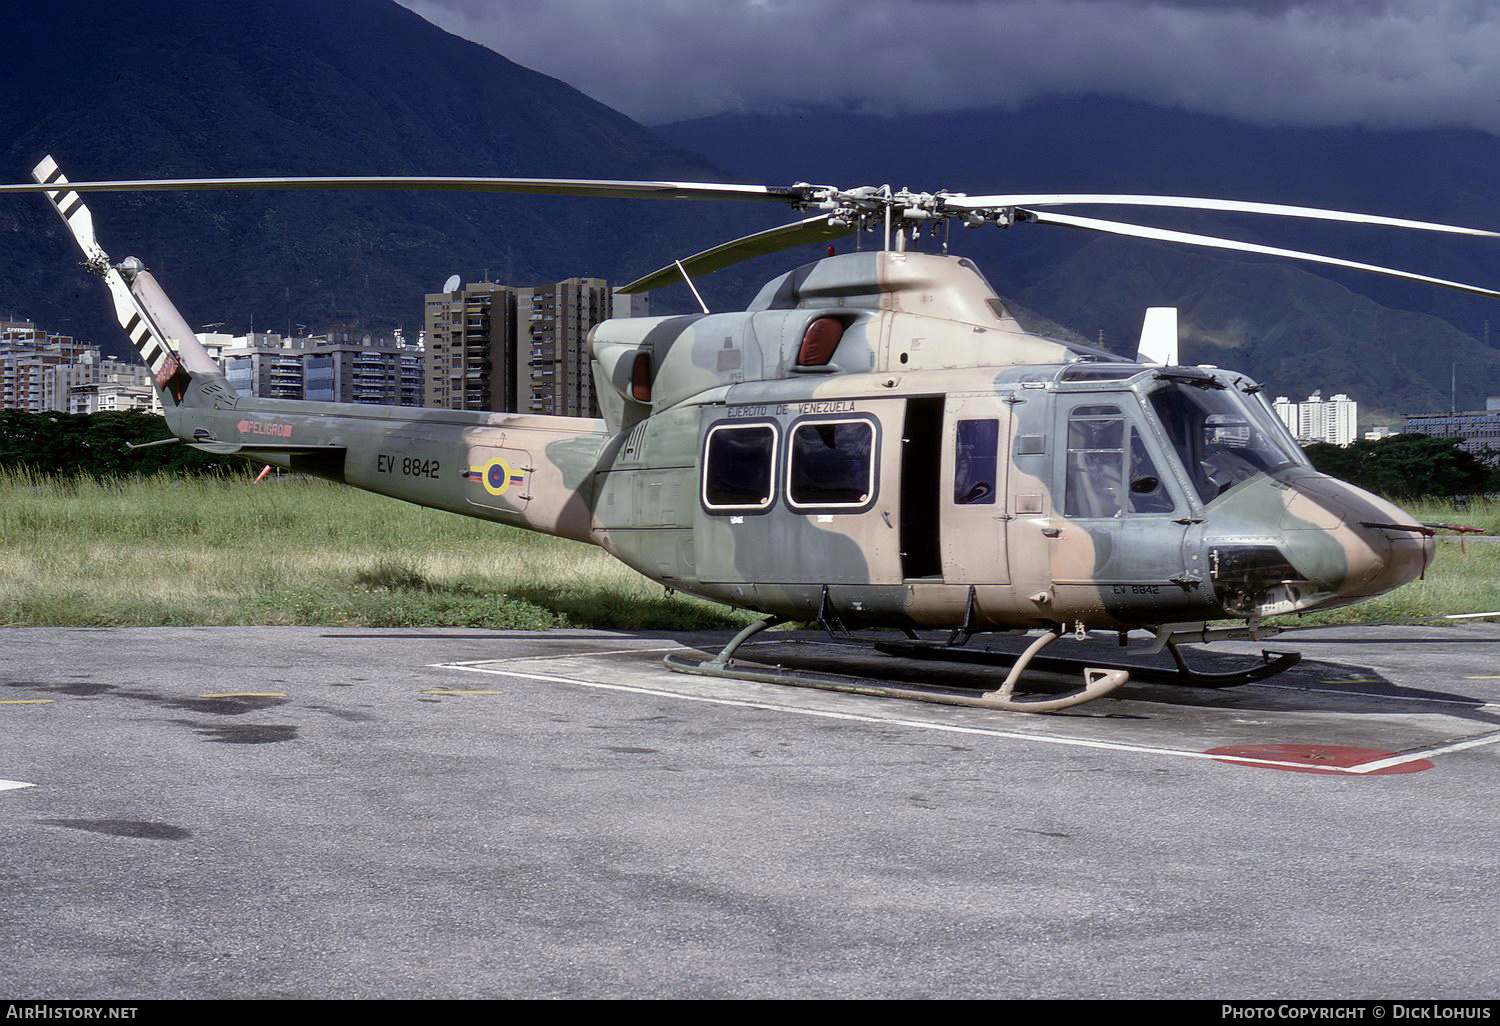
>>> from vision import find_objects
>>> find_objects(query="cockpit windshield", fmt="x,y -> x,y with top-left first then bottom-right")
1148,383 -> 1301,505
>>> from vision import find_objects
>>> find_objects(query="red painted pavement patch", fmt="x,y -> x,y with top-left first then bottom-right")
1205,743 -> 1435,775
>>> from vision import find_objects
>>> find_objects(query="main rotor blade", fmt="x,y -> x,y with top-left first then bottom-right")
0,173 -> 798,205
618,213 -> 857,294
1019,208 -> 1500,299
948,194 -> 1500,238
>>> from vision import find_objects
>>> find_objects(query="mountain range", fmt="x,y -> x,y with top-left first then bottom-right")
0,0 -> 777,349
3,1 -> 1499,418
659,102 -> 1500,419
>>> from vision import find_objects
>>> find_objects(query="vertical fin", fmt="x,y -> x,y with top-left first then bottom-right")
1137,306 -> 1179,365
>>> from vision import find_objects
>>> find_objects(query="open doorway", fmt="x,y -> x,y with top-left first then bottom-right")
900,397 -> 945,579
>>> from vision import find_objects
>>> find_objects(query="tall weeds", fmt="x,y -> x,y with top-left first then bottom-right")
0,471 -> 747,629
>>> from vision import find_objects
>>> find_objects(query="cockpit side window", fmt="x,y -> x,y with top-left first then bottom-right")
1064,404 -> 1181,518
1064,405 -> 1124,518
1127,429 -> 1175,514
1149,384 -> 1296,505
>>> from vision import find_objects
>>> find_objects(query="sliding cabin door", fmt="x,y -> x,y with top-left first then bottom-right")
939,395 -> 1011,585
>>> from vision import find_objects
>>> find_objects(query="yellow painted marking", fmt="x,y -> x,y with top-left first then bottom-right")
0,699 -> 54,705
421,688 -> 505,696
1463,676 -> 1500,680
198,692 -> 287,699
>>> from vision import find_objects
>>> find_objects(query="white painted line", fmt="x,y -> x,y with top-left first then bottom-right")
0,780 -> 35,792
1347,731 -> 1500,774
441,645 -> 683,667
508,645 -> 685,662
1249,681 -> 1500,710
433,661 -> 1406,775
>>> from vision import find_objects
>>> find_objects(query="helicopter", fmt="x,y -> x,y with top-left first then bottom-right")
5,156 -> 1497,713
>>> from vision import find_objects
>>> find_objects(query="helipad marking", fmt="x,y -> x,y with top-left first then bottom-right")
444,645 -> 681,665
433,661 -> 1451,775
1346,731 -> 1500,773
0,699 -> 54,705
199,692 -> 287,699
0,780 -> 36,792
1250,681 -> 1499,709
1207,743 -> 1435,775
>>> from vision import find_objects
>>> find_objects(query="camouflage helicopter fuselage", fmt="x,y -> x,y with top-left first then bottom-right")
145,248 -> 1430,637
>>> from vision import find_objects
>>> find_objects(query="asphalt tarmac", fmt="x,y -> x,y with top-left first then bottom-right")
1,623 -> 1497,999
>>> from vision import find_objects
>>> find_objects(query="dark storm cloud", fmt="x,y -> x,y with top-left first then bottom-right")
400,0 -> 1500,133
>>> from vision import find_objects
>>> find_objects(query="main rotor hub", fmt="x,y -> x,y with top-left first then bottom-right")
790,182 -> 1016,235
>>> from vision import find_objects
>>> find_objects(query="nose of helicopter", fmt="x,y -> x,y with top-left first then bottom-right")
1278,475 -> 1434,604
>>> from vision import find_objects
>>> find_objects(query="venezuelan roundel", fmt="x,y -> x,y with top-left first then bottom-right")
481,456 -> 513,497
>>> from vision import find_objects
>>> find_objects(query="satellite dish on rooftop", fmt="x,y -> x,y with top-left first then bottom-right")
442,274 -> 461,294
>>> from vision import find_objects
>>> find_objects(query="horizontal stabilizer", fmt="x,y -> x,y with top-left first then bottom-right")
190,442 -> 347,456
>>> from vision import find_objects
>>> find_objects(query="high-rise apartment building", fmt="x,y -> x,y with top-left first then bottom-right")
424,277 -> 625,416
518,278 -> 611,417
304,342 -> 425,406
220,332 -> 308,400
1270,392 -> 1359,447
65,360 -> 159,414
214,330 -> 422,406
423,283 -> 518,411
1,330 -> 99,412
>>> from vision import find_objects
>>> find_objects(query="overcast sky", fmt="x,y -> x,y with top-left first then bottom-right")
399,0 -> 1500,133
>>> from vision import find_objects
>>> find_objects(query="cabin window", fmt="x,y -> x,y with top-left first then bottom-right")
702,423 -> 777,511
787,418 -> 876,510
1064,405 -> 1124,518
954,419 -> 998,505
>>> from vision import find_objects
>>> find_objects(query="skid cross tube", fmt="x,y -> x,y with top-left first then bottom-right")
664,624 -> 1130,713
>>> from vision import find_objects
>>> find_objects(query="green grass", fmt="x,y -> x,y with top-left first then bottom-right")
1,471 -> 1495,629
0,470 -> 752,630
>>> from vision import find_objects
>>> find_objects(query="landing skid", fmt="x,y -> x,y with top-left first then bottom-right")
872,639 -> 1301,689
664,619 -> 1130,713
